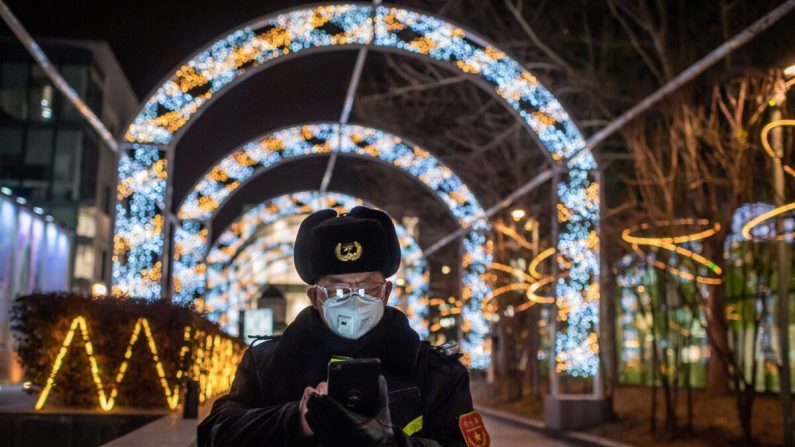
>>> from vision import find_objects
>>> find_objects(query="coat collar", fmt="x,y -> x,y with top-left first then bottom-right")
270,306 -> 421,377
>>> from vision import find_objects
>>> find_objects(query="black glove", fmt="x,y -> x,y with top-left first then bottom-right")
306,375 -> 397,447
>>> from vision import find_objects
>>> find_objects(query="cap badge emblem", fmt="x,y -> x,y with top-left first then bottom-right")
335,241 -> 363,262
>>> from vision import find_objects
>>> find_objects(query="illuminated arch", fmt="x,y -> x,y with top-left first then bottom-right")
202,191 -> 429,337
113,4 -> 600,375
172,124 -> 486,363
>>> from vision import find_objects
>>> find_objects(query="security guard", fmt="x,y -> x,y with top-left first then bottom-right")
197,206 -> 489,447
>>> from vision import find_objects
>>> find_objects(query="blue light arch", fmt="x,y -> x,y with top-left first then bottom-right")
112,3 -> 600,376
201,191 -> 430,338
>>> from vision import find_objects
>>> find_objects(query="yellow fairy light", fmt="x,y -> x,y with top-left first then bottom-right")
488,263 -> 536,284
630,244 -> 722,285
741,201 -> 795,241
35,317 -> 241,412
482,283 -> 531,311
622,220 -> 723,284
761,120 -> 795,178
528,247 -> 555,280
622,219 -> 719,245
526,276 -> 555,304
510,209 -> 526,221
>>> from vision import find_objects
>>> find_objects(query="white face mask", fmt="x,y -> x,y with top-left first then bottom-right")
321,292 -> 385,339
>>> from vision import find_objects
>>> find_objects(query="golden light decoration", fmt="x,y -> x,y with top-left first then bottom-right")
741,202 -> 795,241
760,120 -> 795,178
510,209 -> 526,221
528,247 -> 555,280
621,219 -> 723,284
34,316 -> 241,411
484,247 -> 556,313
112,3 -> 600,376
740,118 -> 795,242
493,221 -> 535,251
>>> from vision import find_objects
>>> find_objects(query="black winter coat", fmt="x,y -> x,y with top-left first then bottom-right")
197,306 -> 474,447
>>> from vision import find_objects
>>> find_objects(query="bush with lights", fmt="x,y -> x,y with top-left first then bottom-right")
11,292 -> 242,410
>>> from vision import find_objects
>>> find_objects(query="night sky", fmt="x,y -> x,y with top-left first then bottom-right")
4,0 -> 793,242
1,0 -> 468,238
4,0 -> 336,98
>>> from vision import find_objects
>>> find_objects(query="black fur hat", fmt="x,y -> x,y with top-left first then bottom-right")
293,206 -> 401,284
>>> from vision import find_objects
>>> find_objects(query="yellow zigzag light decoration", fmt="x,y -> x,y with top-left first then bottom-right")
35,316 -> 241,411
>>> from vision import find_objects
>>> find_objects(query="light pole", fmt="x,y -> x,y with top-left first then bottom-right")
774,64 -> 794,447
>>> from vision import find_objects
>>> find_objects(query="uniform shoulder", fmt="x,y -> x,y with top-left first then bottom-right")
426,341 -> 468,375
246,335 -> 281,360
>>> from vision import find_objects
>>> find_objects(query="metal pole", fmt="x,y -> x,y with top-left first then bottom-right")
578,0 -> 795,158
549,169 -> 560,397
320,0 -> 380,194
0,0 -> 118,152
419,168 -> 554,258
456,0 -> 795,228
772,85 -> 793,446
159,144 -> 177,301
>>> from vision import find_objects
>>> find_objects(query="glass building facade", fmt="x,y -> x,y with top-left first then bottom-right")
0,38 -> 137,293
0,192 -> 72,383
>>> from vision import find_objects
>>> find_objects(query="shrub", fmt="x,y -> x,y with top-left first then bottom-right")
11,292 -> 243,409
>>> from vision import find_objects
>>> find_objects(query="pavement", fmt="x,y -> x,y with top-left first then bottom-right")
0,384 -> 37,411
0,384 -> 589,446
482,412 -> 580,446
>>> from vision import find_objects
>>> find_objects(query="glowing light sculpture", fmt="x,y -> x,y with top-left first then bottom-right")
112,4 -> 599,375
172,124 -> 487,363
733,202 -> 795,242
35,316 -> 241,411
201,191 -> 429,337
621,219 -> 723,285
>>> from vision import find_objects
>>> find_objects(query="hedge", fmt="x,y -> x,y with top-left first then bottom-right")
11,293 -> 244,410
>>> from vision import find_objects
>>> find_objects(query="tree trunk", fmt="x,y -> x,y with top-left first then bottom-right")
705,236 -> 731,395
525,304 -> 541,399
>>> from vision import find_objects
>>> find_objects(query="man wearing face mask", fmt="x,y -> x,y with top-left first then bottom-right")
197,206 -> 488,447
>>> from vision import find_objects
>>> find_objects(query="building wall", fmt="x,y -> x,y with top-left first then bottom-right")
0,193 -> 72,384
0,38 -> 138,295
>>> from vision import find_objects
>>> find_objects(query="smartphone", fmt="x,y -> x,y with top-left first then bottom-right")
327,358 -> 381,417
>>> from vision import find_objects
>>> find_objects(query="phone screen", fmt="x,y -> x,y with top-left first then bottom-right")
327,358 -> 381,417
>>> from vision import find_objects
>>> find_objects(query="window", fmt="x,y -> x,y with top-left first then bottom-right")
0,62 -> 29,120
29,66 -> 54,123
79,132 -> 99,200
0,127 -> 23,179
86,66 -> 103,117
103,184 -> 112,216
54,130 -> 81,181
100,249 -> 108,281
61,65 -> 88,123
76,207 -> 96,238
73,242 -> 95,280
24,128 -> 54,181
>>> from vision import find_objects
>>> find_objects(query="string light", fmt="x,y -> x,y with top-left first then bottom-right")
201,191 -> 430,338
488,263 -> 536,284
735,119 -> 795,242
528,247 -> 555,280
112,4 -> 597,374
760,120 -> 795,178
482,283 -> 530,312
485,247 -> 556,314
493,221 -> 535,251
35,316 -> 241,411
622,219 -> 723,284
169,123 -> 491,362
741,202 -> 795,241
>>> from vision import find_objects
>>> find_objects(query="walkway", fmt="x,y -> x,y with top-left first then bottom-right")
482,413 -> 579,447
